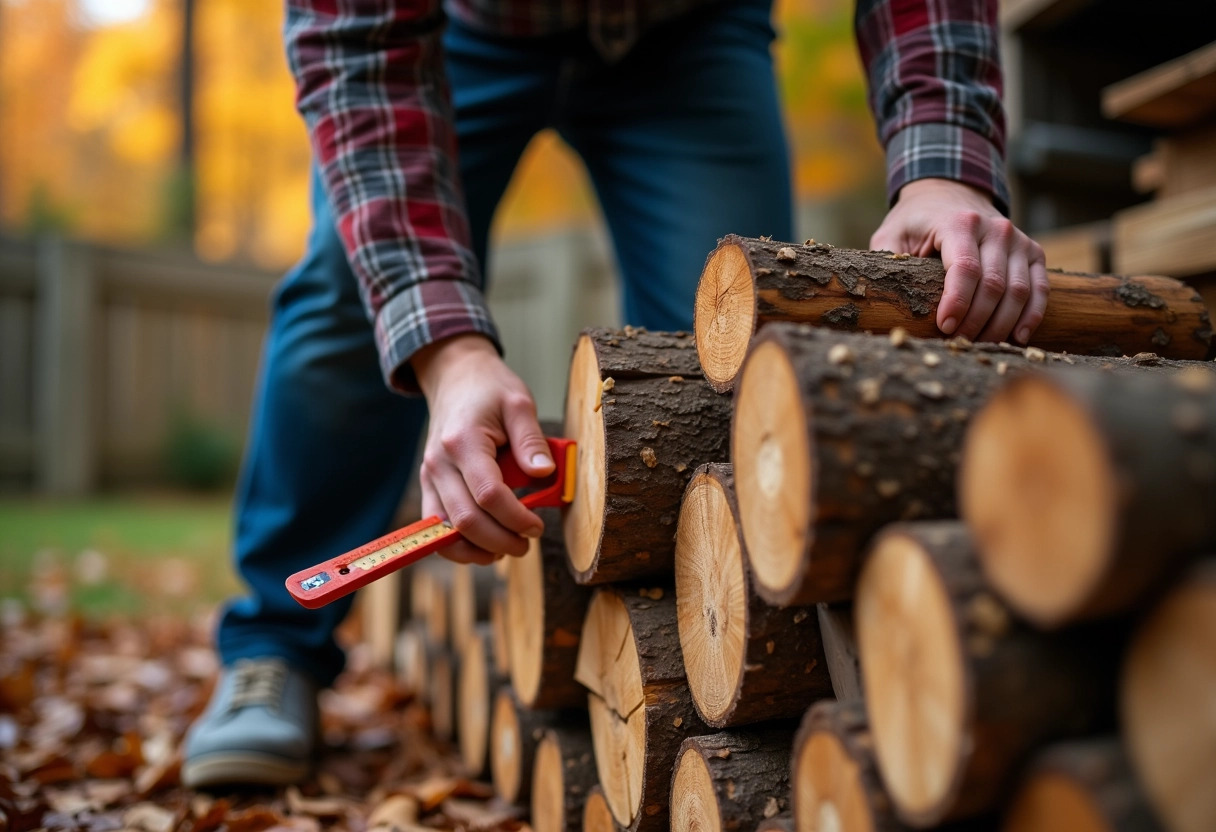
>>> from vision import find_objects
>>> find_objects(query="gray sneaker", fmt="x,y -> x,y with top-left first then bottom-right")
182,658 -> 319,788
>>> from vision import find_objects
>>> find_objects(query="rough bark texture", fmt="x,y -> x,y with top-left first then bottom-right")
735,324 -> 1216,606
509,506 -> 592,709
697,235 -> 1212,391
533,727 -> 598,832
678,464 -> 832,727
863,523 -> 1118,826
967,367 -> 1216,625
675,728 -> 794,832
565,328 -> 732,584
816,603 -> 862,703
451,563 -> 496,656
793,701 -> 905,832
1006,739 -> 1162,832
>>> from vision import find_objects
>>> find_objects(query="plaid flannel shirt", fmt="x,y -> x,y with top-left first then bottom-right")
285,0 -> 1008,393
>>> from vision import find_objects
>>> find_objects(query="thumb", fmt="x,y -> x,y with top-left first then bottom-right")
503,393 -> 553,476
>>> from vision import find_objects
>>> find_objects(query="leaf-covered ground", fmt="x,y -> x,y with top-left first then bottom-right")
0,608 -> 525,832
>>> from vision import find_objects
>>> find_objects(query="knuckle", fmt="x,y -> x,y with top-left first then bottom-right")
448,506 -> 478,533
1007,280 -> 1031,304
505,392 -> 535,415
471,480 -> 503,510
953,254 -> 983,278
980,273 -> 1006,298
439,431 -> 462,455
954,211 -> 982,232
989,218 -> 1014,239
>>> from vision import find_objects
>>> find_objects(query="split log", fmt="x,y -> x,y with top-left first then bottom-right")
457,624 -> 499,777
532,726 -> 598,832
563,328 -> 732,585
506,506 -> 593,709
575,586 -> 708,832
451,563 -> 495,657
856,522 -> 1116,827
674,463 -> 831,726
1122,560 -> 1216,832
1003,739 -> 1162,832
670,728 -> 792,832
731,323 -> 1216,606
961,365 -> 1216,627
585,786 -> 620,832
489,585 -> 510,677
816,603 -> 862,702
395,622 -> 428,701
793,701 -> 903,832
489,686 -> 550,806
694,234 -> 1213,392
428,647 -> 456,744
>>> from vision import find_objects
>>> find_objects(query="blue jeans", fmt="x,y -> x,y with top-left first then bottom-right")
218,0 -> 794,685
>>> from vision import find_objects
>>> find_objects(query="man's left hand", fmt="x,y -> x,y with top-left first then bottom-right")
870,178 -> 1049,345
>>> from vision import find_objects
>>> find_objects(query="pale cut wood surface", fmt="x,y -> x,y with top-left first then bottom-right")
1102,41 -> 1216,128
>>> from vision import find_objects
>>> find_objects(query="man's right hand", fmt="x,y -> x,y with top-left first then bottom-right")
413,333 -> 555,565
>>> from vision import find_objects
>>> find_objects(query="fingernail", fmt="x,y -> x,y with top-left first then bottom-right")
942,317 -> 957,334
524,526 -> 543,539
531,454 -> 552,469
1017,327 -> 1030,344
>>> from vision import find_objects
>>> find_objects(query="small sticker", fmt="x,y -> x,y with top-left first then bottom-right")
300,572 -> 331,591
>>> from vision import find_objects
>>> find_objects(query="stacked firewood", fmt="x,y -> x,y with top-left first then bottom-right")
394,236 -> 1216,832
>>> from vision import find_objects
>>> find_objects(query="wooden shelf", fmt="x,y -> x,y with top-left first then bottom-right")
1103,41 -> 1216,128
1113,185 -> 1216,277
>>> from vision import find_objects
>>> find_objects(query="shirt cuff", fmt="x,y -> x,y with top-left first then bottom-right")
375,279 -> 503,394
886,123 -> 1011,216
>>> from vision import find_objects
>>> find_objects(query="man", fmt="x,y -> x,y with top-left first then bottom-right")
182,0 -> 1047,787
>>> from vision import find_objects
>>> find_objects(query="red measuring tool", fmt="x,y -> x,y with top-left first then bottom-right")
286,437 -> 577,609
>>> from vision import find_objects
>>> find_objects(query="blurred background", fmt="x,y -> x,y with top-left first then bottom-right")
2,0 -> 1211,618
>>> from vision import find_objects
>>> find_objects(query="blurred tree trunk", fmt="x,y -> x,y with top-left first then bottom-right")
172,0 -> 196,242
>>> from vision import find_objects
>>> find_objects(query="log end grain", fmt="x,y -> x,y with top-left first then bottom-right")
457,626 -> 494,776
671,745 -> 725,832
694,239 -> 758,393
585,786 -> 621,832
564,333 -> 609,577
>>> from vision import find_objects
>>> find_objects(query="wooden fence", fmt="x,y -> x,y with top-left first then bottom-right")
0,231 -> 619,495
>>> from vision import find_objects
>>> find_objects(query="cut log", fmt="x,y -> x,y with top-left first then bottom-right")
563,328 -> 732,585
506,506 -> 593,709
532,726 -> 598,832
793,701 -> 903,832
395,622 -> 428,701
1101,41 -> 1216,128
1122,560 -> 1216,832
670,728 -> 792,832
489,686 -> 550,806
856,522 -> 1116,827
674,463 -> 831,726
411,560 -> 453,648
961,366 -> 1216,627
575,586 -> 708,832
585,786 -> 621,832
1003,739 -> 1162,832
428,647 -> 456,744
457,624 -> 499,777
451,563 -> 495,658
694,235 -> 1212,391
489,585 -> 510,677
816,603 -> 862,703
732,324 -> 1216,606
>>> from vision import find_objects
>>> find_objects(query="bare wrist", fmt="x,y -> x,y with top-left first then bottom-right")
412,333 -> 499,398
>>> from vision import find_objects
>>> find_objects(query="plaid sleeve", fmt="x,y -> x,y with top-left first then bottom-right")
285,0 -> 500,394
855,0 -> 1010,214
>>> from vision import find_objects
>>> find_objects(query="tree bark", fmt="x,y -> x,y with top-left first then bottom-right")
457,624 -> 501,777
1122,560 -> 1216,832
675,463 -> 831,727
507,506 -> 593,709
731,323 -> 1216,606
856,522 -> 1117,827
575,586 -> 708,832
563,328 -> 732,585
1004,739 -> 1162,832
961,365 -> 1216,627
532,726 -> 598,832
670,728 -> 793,832
694,235 -> 1213,392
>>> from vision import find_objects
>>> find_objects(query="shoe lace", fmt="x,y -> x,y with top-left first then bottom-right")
227,659 -> 288,712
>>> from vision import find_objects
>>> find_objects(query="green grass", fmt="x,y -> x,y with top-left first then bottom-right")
0,493 -> 241,618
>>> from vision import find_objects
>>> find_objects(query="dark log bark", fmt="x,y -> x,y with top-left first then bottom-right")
732,323 -> 1216,606
816,603 -> 862,703
695,235 -> 1213,392
1005,739 -> 1162,832
576,587 -> 709,832
670,727 -> 793,832
962,366 -> 1216,626
532,726 -> 598,832
675,463 -> 831,727
856,522 -> 1118,827
507,506 -> 592,709
564,328 -> 732,585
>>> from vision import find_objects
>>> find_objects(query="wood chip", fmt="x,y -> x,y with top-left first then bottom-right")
640,447 -> 658,468
889,327 -> 909,348
828,344 -> 854,365
764,797 -> 782,818
857,377 -> 882,405
921,352 -> 942,367
914,380 -> 945,399
1023,346 -> 1047,362
776,246 -> 797,262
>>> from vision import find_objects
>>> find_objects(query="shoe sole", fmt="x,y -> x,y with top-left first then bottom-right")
182,751 -> 309,788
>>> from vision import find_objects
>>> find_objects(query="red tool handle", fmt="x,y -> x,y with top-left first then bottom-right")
286,438 -> 576,609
